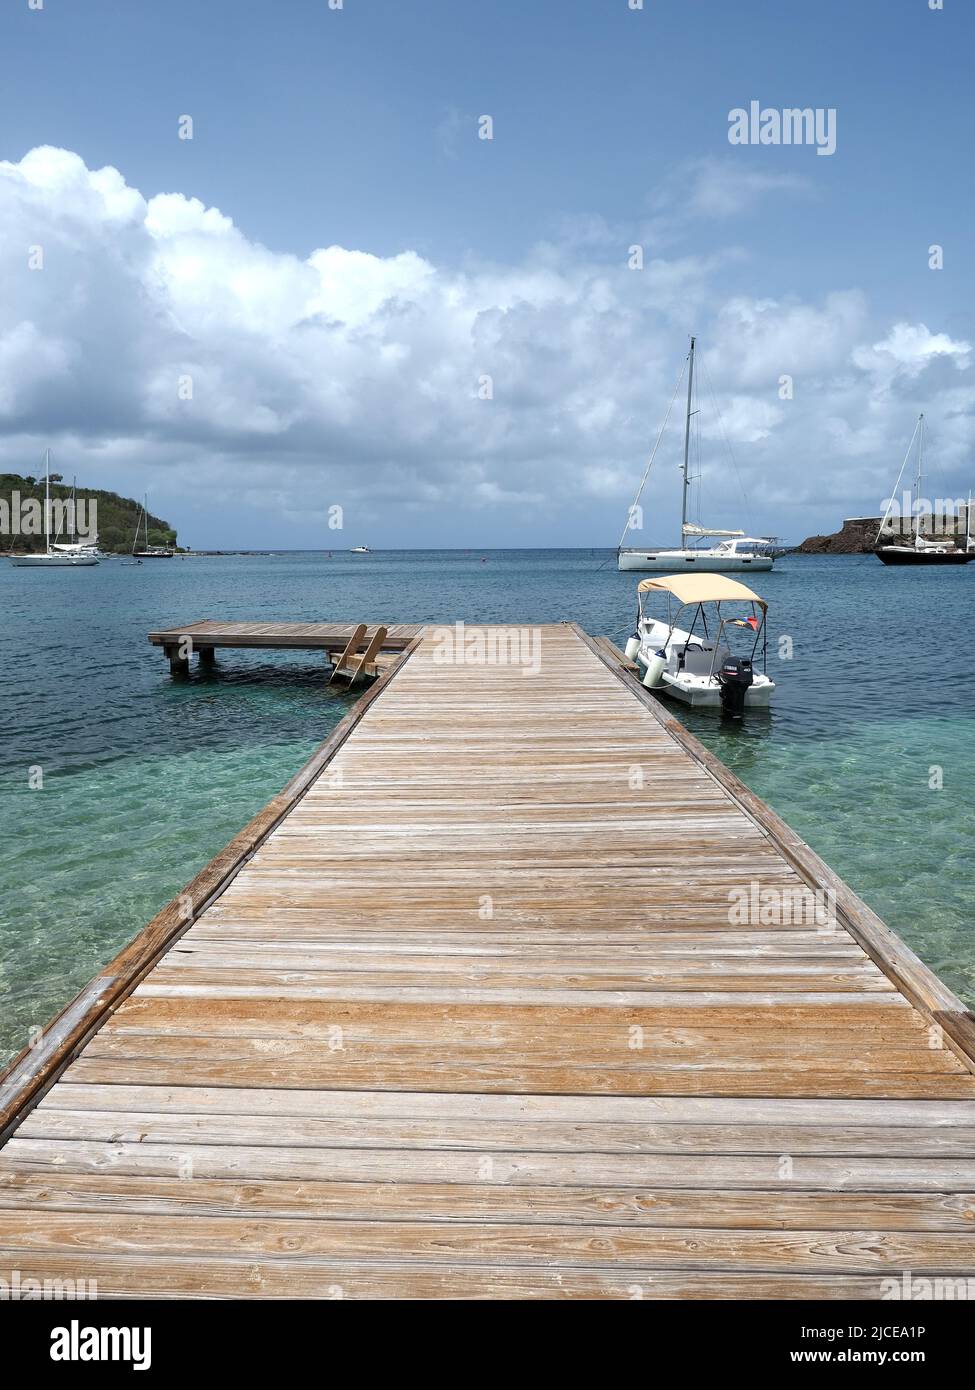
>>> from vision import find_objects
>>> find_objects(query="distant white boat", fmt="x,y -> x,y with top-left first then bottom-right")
618,337 -> 777,573
9,452 -> 99,567
350,545 -> 370,554
619,533 -> 776,572
49,475 -> 104,560
51,541 -> 102,559
11,549 -> 98,568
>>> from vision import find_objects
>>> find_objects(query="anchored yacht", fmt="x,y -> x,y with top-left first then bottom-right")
618,337 -> 777,573
875,415 -> 974,566
8,453 -> 99,567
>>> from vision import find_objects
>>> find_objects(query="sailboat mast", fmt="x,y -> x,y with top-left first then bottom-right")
132,494 -> 145,555
680,336 -> 696,540
876,413 -> 922,544
44,449 -> 51,555
915,413 -> 924,538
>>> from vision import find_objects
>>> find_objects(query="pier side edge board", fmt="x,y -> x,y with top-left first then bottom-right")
0,636 -> 425,1144
575,625 -> 975,1076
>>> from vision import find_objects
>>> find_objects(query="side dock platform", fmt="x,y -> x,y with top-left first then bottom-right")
147,620 -> 424,676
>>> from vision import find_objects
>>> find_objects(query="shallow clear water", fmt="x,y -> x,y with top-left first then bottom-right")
1,548 -> 973,1063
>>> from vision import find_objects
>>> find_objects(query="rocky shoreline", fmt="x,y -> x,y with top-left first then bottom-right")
796,519 -> 878,554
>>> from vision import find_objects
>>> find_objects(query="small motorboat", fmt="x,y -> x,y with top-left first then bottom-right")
625,573 -> 775,715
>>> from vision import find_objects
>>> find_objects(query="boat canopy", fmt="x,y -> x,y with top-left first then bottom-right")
637,573 -> 768,608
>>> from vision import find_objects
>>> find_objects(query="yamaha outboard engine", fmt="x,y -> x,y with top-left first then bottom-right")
718,656 -> 753,717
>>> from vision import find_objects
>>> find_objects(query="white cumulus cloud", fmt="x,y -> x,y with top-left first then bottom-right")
0,146 -> 973,544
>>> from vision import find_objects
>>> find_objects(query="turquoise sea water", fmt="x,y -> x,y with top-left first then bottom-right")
1,549 -> 973,1063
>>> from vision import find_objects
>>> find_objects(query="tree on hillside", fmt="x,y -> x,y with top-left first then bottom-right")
97,525 -> 126,551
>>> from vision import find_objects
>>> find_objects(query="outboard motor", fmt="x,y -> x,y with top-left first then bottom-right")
718,656 -> 753,717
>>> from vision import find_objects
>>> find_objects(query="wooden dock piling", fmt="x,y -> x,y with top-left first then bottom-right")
1,622 -> 973,1299
163,643 -> 189,677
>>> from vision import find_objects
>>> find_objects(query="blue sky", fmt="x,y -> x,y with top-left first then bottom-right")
1,0 -> 972,547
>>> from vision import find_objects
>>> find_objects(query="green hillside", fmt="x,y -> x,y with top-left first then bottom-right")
0,473 -> 179,554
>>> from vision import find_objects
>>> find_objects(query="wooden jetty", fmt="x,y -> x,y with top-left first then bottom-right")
148,619 -> 423,675
1,622 -> 974,1299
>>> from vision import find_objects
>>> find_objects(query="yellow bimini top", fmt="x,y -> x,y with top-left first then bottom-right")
637,573 -> 768,609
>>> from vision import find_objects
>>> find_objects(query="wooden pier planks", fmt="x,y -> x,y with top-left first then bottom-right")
1,622 -> 974,1299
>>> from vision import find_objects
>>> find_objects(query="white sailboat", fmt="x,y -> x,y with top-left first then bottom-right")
8,453 -> 99,567
51,475 -> 103,560
618,337 -> 777,573
874,415 -> 975,567
131,494 -> 174,558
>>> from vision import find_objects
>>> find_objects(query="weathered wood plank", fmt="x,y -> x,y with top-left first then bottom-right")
71,1034 -> 961,1071
102,995 -> 921,1032
5,1138 -> 975,1189
43,1086 -> 975,1125
0,1252 -> 928,1299
20,1109 -> 975,1157
61,1057 -> 975,1098
2,1171 -> 972,1233
2,1210 -> 974,1273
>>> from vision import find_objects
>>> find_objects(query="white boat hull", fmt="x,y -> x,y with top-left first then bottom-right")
619,549 -> 773,573
9,553 -> 99,567
658,671 -> 774,708
634,619 -> 774,710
